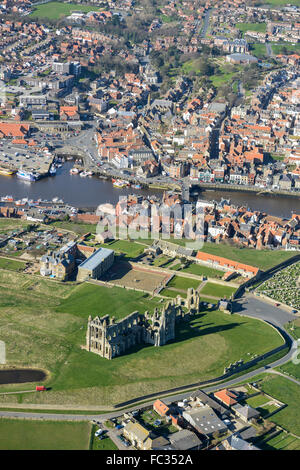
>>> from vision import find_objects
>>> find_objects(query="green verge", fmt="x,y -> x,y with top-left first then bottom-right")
0,419 -> 91,450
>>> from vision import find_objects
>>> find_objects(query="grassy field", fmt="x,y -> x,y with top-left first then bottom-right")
57,282 -> 162,320
199,243 -> 296,271
160,288 -> 187,299
0,419 -> 91,450
245,394 -> 270,408
278,361 -> 300,382
180,263 -> 224,279
236,23 -> 266,34
30,2 -> 100,20
49,220 -> 97,235
0,219 -> 28,232
0,269 -> 284,406
90,425 -> 118,450
250,43 -> 268,59
105,239 -> 146,259
0,257 -> 26,272
259,375 -> 300,436
200,282 -> 237,299
264,0 -> 299,4
272,43 -> 300,55
259,431 -> 300,451
166,275 -> 201,292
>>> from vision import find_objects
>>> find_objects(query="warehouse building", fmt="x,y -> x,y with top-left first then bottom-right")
77,247 -> 114,281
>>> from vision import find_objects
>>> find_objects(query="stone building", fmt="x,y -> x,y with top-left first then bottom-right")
77,246 -> 114,281
86,290 -> 200,359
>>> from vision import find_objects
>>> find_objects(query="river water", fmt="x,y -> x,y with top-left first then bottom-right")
0,161 -> 299,217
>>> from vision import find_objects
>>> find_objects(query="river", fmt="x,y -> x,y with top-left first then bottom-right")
0,162 -> 299,218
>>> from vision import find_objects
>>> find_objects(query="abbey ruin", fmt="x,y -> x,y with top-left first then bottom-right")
86,288 -> 200,360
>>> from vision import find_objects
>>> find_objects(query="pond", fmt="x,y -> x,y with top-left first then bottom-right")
0,369 -> 47,385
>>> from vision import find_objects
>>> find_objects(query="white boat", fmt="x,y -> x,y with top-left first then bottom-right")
70,167 -> 80,175
16,170 -> 38,181
1,195 -> 14,202
49,165 -> 56,176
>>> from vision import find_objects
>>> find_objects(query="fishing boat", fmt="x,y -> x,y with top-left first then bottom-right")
16,169 -> 38,182
15,200 -> 26,206
1,195 -> 14,202
113,179 -> 128,188
49,165 -> 56,176
0,167 -> 15,176
70,167 -> 80,175
131,183 -> 142,189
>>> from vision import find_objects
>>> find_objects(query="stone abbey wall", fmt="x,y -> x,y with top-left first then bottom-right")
86,288 -> 200,359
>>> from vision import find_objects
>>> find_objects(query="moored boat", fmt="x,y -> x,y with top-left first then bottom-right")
0,167 -> 15,176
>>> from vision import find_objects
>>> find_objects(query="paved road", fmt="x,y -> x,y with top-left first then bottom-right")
266,43 -> 273,57
235,294 -> 297,329
200,8 -> 212,38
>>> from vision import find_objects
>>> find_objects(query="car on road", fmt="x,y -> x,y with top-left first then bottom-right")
275,303 -> 280,307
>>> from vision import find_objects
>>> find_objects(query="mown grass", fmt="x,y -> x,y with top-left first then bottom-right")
166,275 -> 201,291
236,22 -> 266,34
0,419 -> 91,450
0,257 -> 26,272
180,263 -> 224,279
0,271 -> 284,407
259,375 -> 300,436
272,43 -> 300,55
259,431 -> 300,451
30,2 -> 99,20
90,425 -> 118,450
200,282 -> 237,299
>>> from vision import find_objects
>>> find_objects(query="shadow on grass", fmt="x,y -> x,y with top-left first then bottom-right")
115,314 -> 241,358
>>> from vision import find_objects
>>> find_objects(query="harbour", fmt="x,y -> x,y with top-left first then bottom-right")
0,161 -> 299,218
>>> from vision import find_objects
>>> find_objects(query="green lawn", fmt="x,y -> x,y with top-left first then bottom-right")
106,239 -> 146,259
259,375 -> 300,436
0,257 -> 26,272
257,403 -> 280,417
30,2 -> 100,20
0,419 -> 91,450
278,361 -> 300,382
199,243 -> 296,271
49,220 -> 97,235
0,270 -> 284,407
236,23 -> 266,34
250,43 -> 268,59
57,282 -> 162,320
0,219 -> 29,232
90,425 -> 118,450
166,275 -> 201,291
180,263 -> 224,279
152,255 -> 173,267
160,288 -> 187,299
259,431 -> 300,451
211,72 -> 236,88
139,410 -> 177,436
245,394 -> 269,408
272,43 -> 300,55
264,0 -> 299,4
200,282 -> 236,299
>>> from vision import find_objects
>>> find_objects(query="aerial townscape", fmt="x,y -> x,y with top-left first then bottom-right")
0,0 -> 300,456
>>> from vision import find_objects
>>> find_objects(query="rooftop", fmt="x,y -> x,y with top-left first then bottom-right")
78,246 -> 114,271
